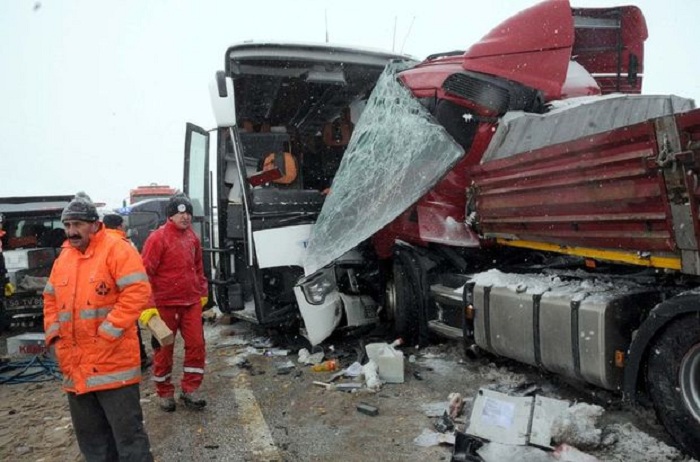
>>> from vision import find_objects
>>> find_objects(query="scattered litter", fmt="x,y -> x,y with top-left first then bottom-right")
313,380 -> 334,390
408,354 -> 416,363
363,360 -> 382,391
297,348 -> 325,365
448,392 -> 464,419
342,361 -> 363,377
451,431 -> 484,461
264,348 -> 290,357
311,359 -> 339,372
421,401 -> 450,418
251,337 -> 274,348
214,337 -> 250,349
275,360 -> 295,375
466,388 -> 570,448
313,381 -> 364,392
356,402 -> 379,416
245,346 -> 265,355
434,411 -> 455,433
335,382 -> 363,392
413,428 -> 455,447
225,355 -> 250,367
413,371 -> 423,380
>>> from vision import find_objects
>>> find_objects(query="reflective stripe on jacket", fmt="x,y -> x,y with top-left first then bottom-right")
43,225 -> 151,394
141,220 -> 208,307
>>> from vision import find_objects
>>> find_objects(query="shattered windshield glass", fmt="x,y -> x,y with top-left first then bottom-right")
303,61 -> 465,275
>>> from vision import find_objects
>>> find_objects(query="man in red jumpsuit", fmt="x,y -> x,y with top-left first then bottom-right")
141,194 -> 209,412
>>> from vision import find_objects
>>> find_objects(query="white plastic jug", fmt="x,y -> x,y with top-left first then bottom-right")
365,342 -> 405,383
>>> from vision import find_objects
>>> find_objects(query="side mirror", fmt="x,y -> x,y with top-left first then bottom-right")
209,71 -> 237,127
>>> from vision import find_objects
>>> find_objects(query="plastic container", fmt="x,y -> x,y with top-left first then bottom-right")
365,342 -> 404,383
311,359 -> 339,372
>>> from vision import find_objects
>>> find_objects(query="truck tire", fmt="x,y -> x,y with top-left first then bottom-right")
647,314 -> 700,458
387,250 -> 421,345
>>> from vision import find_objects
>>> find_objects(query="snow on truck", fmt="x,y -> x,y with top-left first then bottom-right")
186,1 -> 700,456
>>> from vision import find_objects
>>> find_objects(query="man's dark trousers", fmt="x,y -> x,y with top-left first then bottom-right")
67,383 -> 152,461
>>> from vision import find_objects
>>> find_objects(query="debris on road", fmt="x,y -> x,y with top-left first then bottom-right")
357,402 -> 379,416
466,388 -> 570,448
363,360 -> 382,391
413,428 -> 456,447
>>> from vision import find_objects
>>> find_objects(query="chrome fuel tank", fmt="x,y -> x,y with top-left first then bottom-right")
470,270 -> 661,390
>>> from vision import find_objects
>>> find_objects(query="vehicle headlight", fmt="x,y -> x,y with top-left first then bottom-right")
301,270 -> 337,305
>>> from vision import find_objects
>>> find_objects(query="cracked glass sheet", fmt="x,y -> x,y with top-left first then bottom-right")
304,62 -> 464,275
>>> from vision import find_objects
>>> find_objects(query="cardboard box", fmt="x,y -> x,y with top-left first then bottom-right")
147,316 -> 174,346
6,332 -> 50,357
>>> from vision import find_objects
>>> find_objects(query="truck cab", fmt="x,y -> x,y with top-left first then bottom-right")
184,43 -> 412,334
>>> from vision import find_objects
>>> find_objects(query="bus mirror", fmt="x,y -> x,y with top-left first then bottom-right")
209,71 -> 237,127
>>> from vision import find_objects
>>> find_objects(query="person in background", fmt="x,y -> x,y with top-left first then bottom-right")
43,192 -> 153,460
103,213 -> 151,371
0,213 -> 14,327
141,193 -> 209,412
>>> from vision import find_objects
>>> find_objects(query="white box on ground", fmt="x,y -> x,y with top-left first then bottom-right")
365,342 -> 404,383
466,388 -> 570,448
7,332 -> 49,357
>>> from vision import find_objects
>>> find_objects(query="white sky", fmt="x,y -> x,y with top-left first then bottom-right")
1,0 -> 698,208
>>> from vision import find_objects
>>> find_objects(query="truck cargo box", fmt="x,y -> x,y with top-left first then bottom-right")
471,97 -> 700,274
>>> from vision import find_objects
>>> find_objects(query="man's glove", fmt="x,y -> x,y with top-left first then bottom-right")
200,296 -> 208,308
4,282 -> 15,297
139,307 -> 160,326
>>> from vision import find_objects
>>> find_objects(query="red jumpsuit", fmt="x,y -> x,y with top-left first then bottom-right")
141,220 -> 208,398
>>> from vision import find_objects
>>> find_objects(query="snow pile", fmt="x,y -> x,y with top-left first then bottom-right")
600,422 -> 696,462
551,403 -> 604,450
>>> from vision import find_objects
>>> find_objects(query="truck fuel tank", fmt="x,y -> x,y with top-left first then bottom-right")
470,269 -> 662,390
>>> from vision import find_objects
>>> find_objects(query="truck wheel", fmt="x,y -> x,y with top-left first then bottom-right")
647,314 -> 700,458
386,250 -> 421,345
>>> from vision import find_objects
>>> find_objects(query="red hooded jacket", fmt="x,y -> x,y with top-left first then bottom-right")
141,220 -> 208,307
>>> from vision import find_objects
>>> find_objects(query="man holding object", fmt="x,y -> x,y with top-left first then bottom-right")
141,193 -> 209,412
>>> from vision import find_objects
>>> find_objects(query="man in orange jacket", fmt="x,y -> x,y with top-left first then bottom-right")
141,193 -> 209,412
43,193 -> 153,460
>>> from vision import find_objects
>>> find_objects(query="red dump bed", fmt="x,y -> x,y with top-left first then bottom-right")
471,102 -> 700,273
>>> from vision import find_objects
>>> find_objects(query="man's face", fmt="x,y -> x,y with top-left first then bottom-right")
169,212 -> 191,230
63,220 -> 98,252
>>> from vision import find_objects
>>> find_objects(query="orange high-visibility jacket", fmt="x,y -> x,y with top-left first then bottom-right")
43,225 -> 151,394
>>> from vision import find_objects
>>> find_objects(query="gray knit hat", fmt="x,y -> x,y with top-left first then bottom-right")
166,193 -> 193,217
61,192 -> 99,222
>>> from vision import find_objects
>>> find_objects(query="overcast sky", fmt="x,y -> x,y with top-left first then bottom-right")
1,0 -> 699,208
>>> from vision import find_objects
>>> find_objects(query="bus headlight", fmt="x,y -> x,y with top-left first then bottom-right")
300,269 -> 337,305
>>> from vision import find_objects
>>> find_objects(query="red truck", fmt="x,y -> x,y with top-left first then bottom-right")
187,0 -> 699,456
293,1 -> 700,458
129,184 -> 176,205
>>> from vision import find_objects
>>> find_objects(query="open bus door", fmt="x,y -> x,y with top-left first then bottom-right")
183,122 -> 214,290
